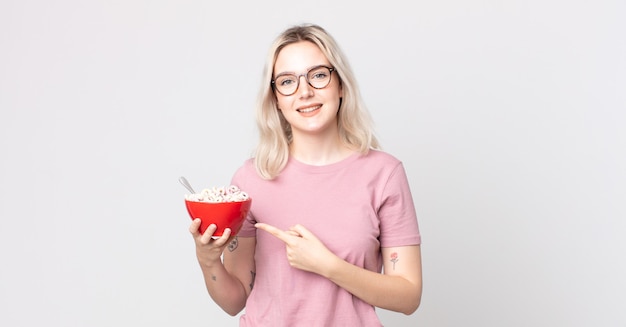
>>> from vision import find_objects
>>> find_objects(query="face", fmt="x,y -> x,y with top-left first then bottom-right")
273,41 -> 342,138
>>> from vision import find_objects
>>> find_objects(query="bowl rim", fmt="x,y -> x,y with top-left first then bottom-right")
184,198 -> 252,204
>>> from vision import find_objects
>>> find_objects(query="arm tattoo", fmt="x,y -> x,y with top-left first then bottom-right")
227,236 -> 239,252
390,252 -> 399,270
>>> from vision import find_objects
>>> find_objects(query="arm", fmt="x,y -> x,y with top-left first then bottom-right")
190,219 -> 256,316
327,245 -> 422,314
255,223 -> 422,314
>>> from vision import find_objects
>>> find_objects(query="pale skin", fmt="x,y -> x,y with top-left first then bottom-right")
190,220 -> 255,316
190,221 -> 422,315
189,40 -> 422,316
255,223 -> 422,314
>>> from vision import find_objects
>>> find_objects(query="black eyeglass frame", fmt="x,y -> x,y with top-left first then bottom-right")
271,65 -> 336,96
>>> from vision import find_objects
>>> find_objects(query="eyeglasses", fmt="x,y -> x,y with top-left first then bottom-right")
271,65 -> 335,96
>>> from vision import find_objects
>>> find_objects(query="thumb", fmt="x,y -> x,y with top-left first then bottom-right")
289,224 -> 316,239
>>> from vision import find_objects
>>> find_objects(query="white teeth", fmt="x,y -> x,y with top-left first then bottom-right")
297,105 -> 320,113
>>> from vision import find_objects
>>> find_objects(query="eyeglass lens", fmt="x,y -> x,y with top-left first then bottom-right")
274,66 -> 332,95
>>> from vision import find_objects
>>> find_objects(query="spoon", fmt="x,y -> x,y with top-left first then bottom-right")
178,176 -> 197,194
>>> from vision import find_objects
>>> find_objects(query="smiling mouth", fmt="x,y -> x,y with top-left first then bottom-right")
296,105 -> 321,113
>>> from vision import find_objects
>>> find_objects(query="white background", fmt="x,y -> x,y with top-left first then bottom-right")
1,0 -> 625,326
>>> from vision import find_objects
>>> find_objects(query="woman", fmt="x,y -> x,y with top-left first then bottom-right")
189,23 -> 422,326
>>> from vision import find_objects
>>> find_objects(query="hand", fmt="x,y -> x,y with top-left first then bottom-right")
189,218 -> 233,266
255,223 -> 336,276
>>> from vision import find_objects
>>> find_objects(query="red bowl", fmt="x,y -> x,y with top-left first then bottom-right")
185,198 -> 252,237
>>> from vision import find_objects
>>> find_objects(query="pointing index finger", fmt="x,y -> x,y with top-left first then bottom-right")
255,223 -> 290,242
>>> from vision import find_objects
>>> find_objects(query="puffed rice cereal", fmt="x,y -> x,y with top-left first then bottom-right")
185,185 -> 249,203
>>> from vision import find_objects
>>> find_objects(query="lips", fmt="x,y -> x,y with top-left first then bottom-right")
296,104 -> 322,113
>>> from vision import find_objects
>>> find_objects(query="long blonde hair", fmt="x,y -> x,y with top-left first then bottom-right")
254,24 -> 380,179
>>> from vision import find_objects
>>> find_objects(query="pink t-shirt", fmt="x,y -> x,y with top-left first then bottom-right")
231,150 -> 421,327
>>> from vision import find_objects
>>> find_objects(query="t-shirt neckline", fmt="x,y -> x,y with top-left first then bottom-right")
287,151 -> 362,174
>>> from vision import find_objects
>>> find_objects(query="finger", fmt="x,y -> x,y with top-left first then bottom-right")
200,224 -> 217,244
289,224 -> 315,239
189,218 -> 202,235
212,228 -> 232,246
255,223 -> 290,242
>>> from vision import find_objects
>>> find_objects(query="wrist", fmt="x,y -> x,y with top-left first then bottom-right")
320,254 -> 344,279
196,252 -> 223,269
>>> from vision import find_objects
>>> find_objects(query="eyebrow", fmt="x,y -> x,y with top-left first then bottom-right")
274,64 -> 330,77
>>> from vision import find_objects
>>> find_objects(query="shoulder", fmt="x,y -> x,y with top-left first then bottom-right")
345,149 -> 408,184
231,158 -> 259,185
239,157 -> 256,171
357,149 -> 403,170
364,149 -> 401,162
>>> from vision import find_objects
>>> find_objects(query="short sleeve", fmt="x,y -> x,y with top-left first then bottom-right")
378,163 -> 421,247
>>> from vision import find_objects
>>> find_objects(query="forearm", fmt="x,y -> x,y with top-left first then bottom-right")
323,256 -> 422,314
198,259 -> 248,316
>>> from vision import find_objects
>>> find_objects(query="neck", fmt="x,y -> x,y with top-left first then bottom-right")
289,132 -> 353,166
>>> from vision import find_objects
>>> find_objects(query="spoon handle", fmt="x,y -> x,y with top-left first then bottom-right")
178,176 -> 196,194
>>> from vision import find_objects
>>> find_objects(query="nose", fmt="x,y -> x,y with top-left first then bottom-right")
297,75 -> 313,97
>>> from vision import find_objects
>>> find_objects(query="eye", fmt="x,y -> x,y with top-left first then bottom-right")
309,67 -> 330,80
276,75 -> 297,86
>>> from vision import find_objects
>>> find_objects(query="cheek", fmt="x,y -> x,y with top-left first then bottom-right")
276,96 -> 291,111
272,92 -> 280,110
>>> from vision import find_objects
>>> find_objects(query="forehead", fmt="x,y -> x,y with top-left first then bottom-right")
274,41 -> 330,73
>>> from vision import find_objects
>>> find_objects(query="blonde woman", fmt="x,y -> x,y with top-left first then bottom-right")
190,23 -> 422,326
